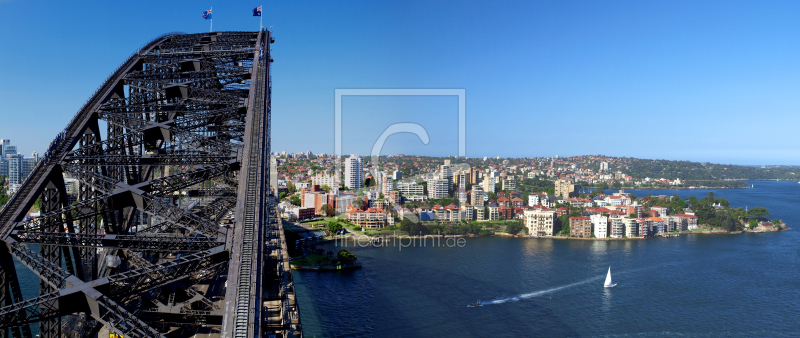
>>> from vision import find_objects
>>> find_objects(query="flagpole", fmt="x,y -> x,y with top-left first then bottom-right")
210,7 -> 213,32
260,5 -> 263,30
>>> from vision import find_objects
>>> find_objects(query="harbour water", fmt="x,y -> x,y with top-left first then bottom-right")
294,181 -> 800,337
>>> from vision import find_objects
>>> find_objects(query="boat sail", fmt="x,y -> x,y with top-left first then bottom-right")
604,267 -> 617,288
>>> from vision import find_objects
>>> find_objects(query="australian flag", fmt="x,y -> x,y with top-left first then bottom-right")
203,8 -> 212,20
253,6 -> 262,16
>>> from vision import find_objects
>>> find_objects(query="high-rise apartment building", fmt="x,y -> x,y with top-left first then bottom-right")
427,179 -> 449,199
469,167 -> 480,184
440,164 -> 452,183
3,145 -> 16,156
0,157 -> 8,178
456,173 -> 467,204
471,185 -> 485,208
482,177 -> 495,194
0,140 -> 9,156
600,162 -> 609,171
7,154 -> 23,185
344,154 -> 364,191
554,180 -> 576,199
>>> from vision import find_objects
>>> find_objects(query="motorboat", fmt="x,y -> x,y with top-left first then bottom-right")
467,300 -> 482,307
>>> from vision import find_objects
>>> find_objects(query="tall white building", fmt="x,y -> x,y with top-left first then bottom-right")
344,154 -> 364,191
600,162 -> 609,171
591,214 -> 608,238
528,194 -> 539,206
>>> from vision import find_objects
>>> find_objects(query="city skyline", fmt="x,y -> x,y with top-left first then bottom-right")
2,1 -> 800,164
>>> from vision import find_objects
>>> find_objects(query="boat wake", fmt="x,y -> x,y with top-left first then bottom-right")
480,275 -> 605,306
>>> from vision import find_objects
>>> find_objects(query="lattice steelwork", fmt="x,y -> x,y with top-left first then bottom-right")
0,31 -> 290,338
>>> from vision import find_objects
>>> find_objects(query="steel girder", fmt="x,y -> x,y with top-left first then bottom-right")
0,31 -> 275,338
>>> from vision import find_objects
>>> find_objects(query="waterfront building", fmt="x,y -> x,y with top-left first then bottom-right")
674,214 -> 698,230
344,154 -> 364,190
570,216 -> 592,238
591,214 -> 608,238
461,204 -> 474,220
610,217 -> 625,238
346,206 -> 388,229
647,217 -> 665,234
524,209 -> 557,236
623,218 -> 639,237
487,204 -> 499,221
475,207 -> 485,221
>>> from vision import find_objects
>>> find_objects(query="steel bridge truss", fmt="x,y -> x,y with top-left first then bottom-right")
0,31 -> 282,338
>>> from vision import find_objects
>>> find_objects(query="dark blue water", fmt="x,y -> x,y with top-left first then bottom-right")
295,181 -> 800,337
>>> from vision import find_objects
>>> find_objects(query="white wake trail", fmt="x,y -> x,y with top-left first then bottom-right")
481,275 -> 605,305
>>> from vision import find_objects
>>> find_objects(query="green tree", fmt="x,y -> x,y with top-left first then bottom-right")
321,204 -> 335,216
290,194 -> 301,206
320,185 -> 332,191
748,206 -> 769,219
337,249 -> 358,264
279,192 -> 287,200
287,182 -> 297,194
327,220 -> 343,234
352,198 -> 366,210
748,219 -> 758,229
505,222 -> 525,235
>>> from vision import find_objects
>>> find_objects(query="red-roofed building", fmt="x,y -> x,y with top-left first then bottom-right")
498,206 -> 513,219
556,207 -> 569,217
497,197 -> 510,208
511,197 -> 524,208
347,206 -> 389,229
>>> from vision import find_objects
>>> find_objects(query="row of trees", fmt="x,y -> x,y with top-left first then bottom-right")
397,218 -> 495,236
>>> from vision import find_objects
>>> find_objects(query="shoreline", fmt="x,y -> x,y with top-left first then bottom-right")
314,226 -> 788,243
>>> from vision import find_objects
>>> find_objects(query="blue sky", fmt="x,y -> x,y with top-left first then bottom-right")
1,1 -> 799,165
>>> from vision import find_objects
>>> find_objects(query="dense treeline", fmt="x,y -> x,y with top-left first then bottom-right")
621,159 -> 800,181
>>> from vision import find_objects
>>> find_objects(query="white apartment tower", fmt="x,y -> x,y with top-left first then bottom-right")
344,154 -> 364,191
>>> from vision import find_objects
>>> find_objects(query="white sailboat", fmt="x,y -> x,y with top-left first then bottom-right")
604,267 -> 617,288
